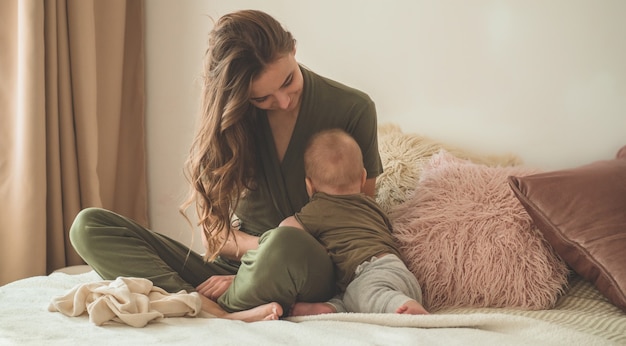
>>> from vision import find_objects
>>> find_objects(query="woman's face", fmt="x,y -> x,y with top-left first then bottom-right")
249,51 -> 303,113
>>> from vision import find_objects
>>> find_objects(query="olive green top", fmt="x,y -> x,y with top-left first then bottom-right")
235,67 -> 383,236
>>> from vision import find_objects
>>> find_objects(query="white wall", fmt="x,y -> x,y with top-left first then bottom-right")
145,0 -> 626,251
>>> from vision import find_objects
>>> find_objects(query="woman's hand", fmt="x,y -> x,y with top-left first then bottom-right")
196,275 -> 235,300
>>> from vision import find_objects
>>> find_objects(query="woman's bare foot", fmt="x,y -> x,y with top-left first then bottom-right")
200,295 -> 283,322
289,302 -> 336,316
396,299 -> 429,315
225,302 -> 283,322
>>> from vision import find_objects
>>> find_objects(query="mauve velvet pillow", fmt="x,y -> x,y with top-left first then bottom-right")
508,146 -> 626,312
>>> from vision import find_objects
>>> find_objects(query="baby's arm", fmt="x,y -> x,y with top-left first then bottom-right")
279,216 -> 305,230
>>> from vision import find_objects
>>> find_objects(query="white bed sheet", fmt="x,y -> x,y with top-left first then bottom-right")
1,270 -> 624,346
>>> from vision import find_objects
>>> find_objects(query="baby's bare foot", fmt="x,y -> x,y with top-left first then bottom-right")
289,302 -> 336,316
396,299 -> 429,315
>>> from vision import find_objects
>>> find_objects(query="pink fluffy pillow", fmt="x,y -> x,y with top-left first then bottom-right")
391,150 -> 569,312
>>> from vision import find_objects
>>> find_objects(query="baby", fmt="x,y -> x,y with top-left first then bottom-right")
281,128 -> 428,316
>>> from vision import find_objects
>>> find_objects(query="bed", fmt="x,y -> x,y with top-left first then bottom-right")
1,124 -> 625,346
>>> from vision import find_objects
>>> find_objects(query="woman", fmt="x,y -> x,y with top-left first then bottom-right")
70,9 -> 383,319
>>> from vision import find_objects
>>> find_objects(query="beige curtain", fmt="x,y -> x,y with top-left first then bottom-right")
0,0 -> 148,285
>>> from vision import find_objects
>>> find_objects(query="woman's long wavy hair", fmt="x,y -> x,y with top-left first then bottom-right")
180,10 -> 296,261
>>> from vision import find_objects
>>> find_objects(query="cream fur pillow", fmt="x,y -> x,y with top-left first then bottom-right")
376,124 -> 521,213
390,150 -> 569,312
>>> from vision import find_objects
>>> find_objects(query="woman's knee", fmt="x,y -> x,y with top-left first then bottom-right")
260,226 -> 334,291
259,226 -> 328,261
232,227 -> 335,307
260,226 -> 313,245
69,207 -> 111,252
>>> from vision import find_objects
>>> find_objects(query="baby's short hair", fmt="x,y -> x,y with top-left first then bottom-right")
304,129 -> 364,190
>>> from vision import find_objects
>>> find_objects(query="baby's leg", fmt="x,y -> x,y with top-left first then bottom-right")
396,299 -> 429,315
343,254 -> 426,314
289,302 -> 336,316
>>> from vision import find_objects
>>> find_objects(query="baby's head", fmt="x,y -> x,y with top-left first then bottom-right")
304,129 -> 366,196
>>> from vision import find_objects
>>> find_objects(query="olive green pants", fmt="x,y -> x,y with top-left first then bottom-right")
69,207 -> 335,313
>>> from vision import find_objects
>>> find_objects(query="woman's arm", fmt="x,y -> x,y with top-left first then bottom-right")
221,228 -> 259,261
201,227 -> 259,262
196,227 -> 258,299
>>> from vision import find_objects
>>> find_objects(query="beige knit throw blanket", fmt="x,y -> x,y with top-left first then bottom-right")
48,277 -> 202,327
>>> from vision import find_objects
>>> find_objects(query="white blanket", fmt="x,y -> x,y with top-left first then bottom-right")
1,271 -> 624,346
48,277 -> 201,327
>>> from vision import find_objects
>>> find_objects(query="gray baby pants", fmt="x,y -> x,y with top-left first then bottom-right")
329,254 -> 423,313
